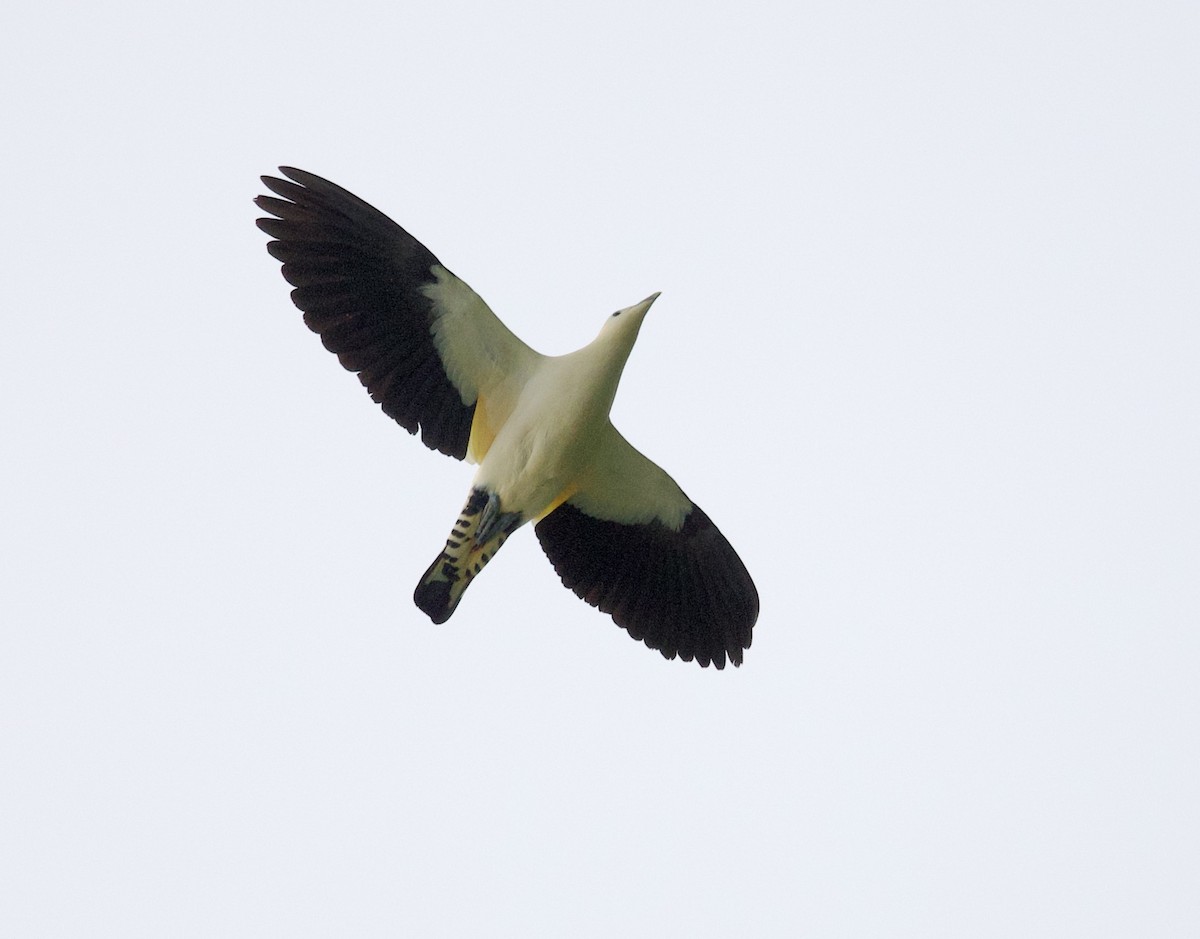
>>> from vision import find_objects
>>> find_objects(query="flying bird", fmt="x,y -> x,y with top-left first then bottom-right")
256,168 -> 758,667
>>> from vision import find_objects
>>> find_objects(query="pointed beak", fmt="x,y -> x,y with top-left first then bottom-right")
633,292 -> 661,315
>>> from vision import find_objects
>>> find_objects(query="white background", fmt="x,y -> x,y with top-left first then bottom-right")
3,1 -> 1197,935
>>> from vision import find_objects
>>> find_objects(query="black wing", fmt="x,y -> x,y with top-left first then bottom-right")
256,167 -> 533,459
535,501 -> 758,668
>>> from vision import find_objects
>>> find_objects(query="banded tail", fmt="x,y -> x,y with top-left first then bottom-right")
414,488 -> 523,624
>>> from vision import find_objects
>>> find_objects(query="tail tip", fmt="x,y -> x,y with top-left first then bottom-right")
414,579 -> 455,625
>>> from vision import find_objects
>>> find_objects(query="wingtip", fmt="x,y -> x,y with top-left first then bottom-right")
276,166 -> 329,190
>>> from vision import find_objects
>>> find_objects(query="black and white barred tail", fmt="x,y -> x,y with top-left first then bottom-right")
413,489 -> 518,624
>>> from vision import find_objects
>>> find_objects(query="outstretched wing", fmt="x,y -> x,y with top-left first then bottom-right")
256,167 -> 540,461
535,423 -> 758,668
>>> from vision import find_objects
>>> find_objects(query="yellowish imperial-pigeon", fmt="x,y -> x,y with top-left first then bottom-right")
256,168 -> 758,667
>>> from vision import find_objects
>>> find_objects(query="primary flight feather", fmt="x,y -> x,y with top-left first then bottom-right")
256,167 -> 758,667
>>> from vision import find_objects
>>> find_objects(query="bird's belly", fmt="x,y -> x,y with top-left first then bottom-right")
473,404 -> 602,519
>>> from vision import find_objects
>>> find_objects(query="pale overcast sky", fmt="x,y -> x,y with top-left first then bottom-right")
3,1 -> 1198,936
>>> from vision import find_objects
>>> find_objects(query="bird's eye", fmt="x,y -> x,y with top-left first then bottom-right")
611,310 -> 621,317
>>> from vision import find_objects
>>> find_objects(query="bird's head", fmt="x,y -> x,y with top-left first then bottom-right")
598,292 -> 660,345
